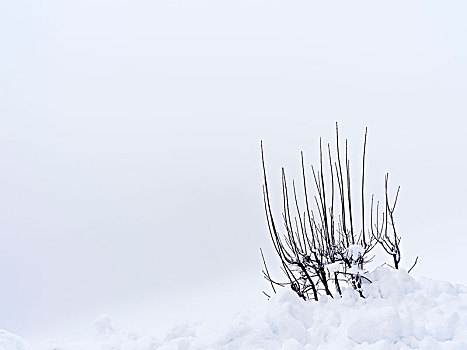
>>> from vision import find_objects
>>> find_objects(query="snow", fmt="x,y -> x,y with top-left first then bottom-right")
348,265 -> 365,276
4,268 -> 467,349
346,244 -> 365,261
325,261 -> 341,274
0,330 -> 31,350
94,315 -> 116,337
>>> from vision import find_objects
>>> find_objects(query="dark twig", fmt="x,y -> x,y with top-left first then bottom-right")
408,256 -> 419,274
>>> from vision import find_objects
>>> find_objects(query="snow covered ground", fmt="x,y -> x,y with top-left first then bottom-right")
4,268 -> 467,349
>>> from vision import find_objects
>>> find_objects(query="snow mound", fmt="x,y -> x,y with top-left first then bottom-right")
0,330 -> 31,350
5,268 -> 467,349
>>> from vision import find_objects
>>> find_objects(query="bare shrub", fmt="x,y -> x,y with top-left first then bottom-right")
260,124 -> 406,300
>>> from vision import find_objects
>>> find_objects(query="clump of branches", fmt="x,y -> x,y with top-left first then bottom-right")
260,124 -> 406,301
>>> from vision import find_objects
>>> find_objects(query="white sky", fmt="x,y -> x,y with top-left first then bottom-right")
1,0 -> 467,343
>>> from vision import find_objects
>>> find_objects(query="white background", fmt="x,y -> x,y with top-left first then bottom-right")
1,0 -> 467,343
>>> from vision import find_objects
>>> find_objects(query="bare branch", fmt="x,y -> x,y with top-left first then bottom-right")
408,256 -> 419,274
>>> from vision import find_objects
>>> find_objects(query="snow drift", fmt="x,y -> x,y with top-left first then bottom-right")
4,268 -> 467,349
